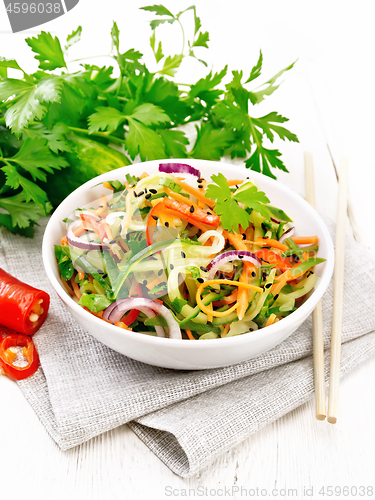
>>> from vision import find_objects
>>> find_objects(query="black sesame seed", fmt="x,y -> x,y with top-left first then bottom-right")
273,293 -> 279,301
164,221 -> 169,227
98,205 -> 104,208
265,283 -> 272,288
118,225 -> 122,233
249,328 -> 254,332
197,178 -> 203,183
294,256 -> 300,263
143,280 -> 147,286
145,188 -> 148,193
158,269 -> 164,276
235,185 -> 239,189
145,193 -> 151,199
133,192 -> 137,197
197,278 -> 204,283
251,271 -> 256,278
150,189 -> 157,194
200,266 -> 207,272
238,255 -> 244,259
158,282 -> 167,287
207,212 -> 212,215
198,185 -> 203,189
95,219 -> 101,223
170,264 -> 174,270
97,269 -> 104,274
181,251 -> 186,258
109,239 -> 117,244
242,233 -> 246,240
152,215 -> 158,221
102,274 -> 108,279
86,291 -> 92,295
86,230 -> 95,233
137,191 -> 144,197
189,205 -> 195,213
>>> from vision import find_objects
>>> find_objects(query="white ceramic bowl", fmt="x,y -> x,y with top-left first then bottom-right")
42,159 -> 334,370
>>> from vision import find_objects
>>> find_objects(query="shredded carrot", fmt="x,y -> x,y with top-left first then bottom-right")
72,224 -> 86,237
227,179 -> 244,187
237,267 -> 249,320
173,179 -> 215,208
70,276 -> 81,300
114,321 -> 129,329
303,252 -> 308,261
103,181 -> 114,191
163,187 -> 194,207
196,279 -> 263,318
291,236 -> 319,245
245,225 -> 254,252
213,289 -> 238,307
222,324 -> 231,337
139,172 -> 149,179
78,271 -> 85,281
61,235 -> 68,246
254,237 -> 288,252
95,195 -> 108,216
185,329 -> 195,340
265,313 -> 277,327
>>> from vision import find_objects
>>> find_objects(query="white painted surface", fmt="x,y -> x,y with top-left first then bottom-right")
1,1 -> 375,498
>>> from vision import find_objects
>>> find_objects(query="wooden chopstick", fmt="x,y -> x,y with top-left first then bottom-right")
327,158 -> 349,424
304,152 -> 326,420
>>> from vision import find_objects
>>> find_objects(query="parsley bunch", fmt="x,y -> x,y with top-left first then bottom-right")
0,4 -> 298,237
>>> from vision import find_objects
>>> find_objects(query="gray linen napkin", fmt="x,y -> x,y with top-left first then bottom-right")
1,217 -> 375,477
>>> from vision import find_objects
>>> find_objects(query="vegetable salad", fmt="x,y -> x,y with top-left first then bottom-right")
55,163 -> 325,340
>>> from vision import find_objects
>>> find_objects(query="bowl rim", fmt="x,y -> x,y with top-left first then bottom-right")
42,158 -> 335,349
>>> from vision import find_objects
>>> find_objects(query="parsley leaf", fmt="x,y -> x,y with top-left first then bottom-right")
157,129 -> 188,158
245,51 -> 263,83
190,123 -> 235,160
26,32 -> 67,71
126,119 -> 166,161
249,60 -> 296,105
206,173 -> 251,232
233,182 -> 271,220
252,112 -> 299,143
65,26 -> 82,51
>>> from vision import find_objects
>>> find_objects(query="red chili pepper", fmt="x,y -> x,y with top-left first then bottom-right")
80,213 -> 107,242
254,249 -> 292,271
0,333 -> 40,380
0,268 -> 50,336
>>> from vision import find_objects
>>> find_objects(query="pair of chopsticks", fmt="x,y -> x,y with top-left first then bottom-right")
304,152 -> 348,423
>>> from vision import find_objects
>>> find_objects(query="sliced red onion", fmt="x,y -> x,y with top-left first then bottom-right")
67,220 -> 109,251
279,226 -> 295,244
102,298 -> 182,339
159,163 -> 201,178
207,251 -> 262,280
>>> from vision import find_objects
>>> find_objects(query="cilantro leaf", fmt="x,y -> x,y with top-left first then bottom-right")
126,119 -> 166,161
188,67 -> 227,108
191,31 -> 209,48
111,21 -> 120,53
88,107 -> 124,133
249,60 -> 296,105
233,183 -> 271,220
206,173 -> 251,232
2,164 -> 50,207
4,77 -> 62,134
0,192 -> 48,228
157,129 -> 189,157
141,4 -> 174,17
245,146 -> 289,179
150,31 -> 164,63
65,26 -> 82,51
127,102 -> 170,126
190,123 -> 235,160
6,138 -> 68,182
24,123 -> 71,153
26,32 -> 66,71
245,51 -> 263,83
252,112 -> 299,143
0,58 -> 24,74
0,79 -> 33,101
158,54 -> 183,77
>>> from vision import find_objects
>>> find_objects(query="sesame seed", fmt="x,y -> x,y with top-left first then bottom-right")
200,266 -> 207,272
109,239 -> 116,244
102,273 -> 108,279
197,278 -> 204,283
158,269 -> 164,276
150,189 -> 157,194
180,251 -> 186,258
137,191 -> 144,197
97,269 -> 104,274
165,222 -> 169,227
295,256 -> 300,263
265,283 -> 272,289
207,211 -> 212,215
198,185 -> 203,189
242,233 -> 246,240
98,204 -> 104,208
118,225 -> 122,233
249,327 -> 254,331
170,264 -> 174,270
189,205 -> 195,213
145,193 -> 151,199
273,293 -> 279,301
252,271 -> 256,278
152,215 -> 158,221
197,178 -> 203,183
133,192 -> 137,197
